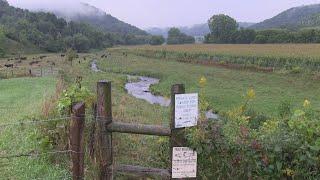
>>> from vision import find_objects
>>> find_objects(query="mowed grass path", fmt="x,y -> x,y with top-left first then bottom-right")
0,77 -> 69,179
0,77 -> 54,123
99,51 -> 320,115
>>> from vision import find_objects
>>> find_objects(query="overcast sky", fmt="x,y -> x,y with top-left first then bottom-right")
6,0 -> 320,29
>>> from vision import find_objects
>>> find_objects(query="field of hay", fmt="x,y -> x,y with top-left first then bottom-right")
122,44 -> 320,58
115,44 -> 320,71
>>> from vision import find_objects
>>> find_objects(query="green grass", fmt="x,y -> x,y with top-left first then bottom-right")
98,51 -> 320,116
0,77 -> 70,179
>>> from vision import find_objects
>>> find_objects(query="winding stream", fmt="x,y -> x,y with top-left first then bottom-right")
91,60 -> 219,120
125,76 -> 171,106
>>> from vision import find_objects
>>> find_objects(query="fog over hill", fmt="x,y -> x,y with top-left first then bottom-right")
8,1 -> 148,36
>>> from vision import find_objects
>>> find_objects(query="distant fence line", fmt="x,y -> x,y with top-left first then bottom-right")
0,66 -> 59,79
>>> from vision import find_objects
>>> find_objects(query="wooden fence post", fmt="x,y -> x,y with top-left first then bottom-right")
170,84 -> 186,179
88,103 -> 97,163
97,80 -> 113,180
70,102 -> 86,180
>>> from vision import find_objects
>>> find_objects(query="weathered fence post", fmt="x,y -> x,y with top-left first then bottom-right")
170,84 -> 186,179
97,81 -> 113,180
70,102 -> 86,180
170,84 -> 197,179
88,103 -> 97,163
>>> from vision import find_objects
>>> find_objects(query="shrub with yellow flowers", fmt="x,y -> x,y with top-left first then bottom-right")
185,87 -> 320,179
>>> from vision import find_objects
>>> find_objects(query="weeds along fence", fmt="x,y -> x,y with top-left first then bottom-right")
0,80 -> 191,180
0,116 -> 81,179
0,66 -> 58,79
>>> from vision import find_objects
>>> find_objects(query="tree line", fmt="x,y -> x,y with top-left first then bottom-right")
0,0 -> 152,55
148,28 -> 195,45
205,14 -> 320,44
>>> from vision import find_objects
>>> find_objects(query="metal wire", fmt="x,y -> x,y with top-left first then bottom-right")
0,150 -> 79,159
0,114 -> 97,128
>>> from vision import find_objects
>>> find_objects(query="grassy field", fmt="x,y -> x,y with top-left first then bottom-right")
115,44 -> 320,71
0,77 -> 70,179
99,49 -> 320,116
121,44 -> 320,58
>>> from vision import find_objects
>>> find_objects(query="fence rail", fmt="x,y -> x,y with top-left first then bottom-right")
107,121 -> 171,136
115,164 -> 171,179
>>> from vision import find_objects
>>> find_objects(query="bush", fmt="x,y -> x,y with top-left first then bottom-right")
186,92 -> 320,179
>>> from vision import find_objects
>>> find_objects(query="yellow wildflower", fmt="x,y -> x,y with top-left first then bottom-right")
199,76 -> 207,88
303,99 -> 311,108
284,168 -> 294,177
247,88 -> 256,99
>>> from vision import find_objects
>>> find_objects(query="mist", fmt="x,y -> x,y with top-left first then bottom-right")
6,0 -> 106,19
6,0 -> 320,28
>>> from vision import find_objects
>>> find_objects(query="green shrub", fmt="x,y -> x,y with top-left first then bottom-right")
186,94 -> 320,179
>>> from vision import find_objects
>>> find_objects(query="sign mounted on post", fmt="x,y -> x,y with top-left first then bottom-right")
172,147 -> 197,178
175,93 -> 198,128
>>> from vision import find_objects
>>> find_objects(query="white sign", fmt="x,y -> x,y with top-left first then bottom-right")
175,93 -> 198,128
172,147 -> 197,178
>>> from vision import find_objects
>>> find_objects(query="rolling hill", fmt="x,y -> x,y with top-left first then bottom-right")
250,4 -> 320,30
0,0 -> 151,54
38,3 -> 148,36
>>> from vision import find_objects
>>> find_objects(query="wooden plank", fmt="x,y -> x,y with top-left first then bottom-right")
96,81 -> 113,180
107,121 -> 171,136
70,102 -> 85,180
115,165 -> 170,179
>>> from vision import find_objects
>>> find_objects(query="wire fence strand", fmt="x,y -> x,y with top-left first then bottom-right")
0,150 -> 79,159
0,115 -> 97,128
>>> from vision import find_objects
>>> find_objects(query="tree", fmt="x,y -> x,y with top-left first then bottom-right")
66,48 -> 77,66
149,35 -> 165,45
167,28 -> 195,44
73,33 -> 90,52
233,28 -> 256,44
207,14 -> 238,43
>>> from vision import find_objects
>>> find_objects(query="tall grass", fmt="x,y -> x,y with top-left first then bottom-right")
113,44 -> 320,71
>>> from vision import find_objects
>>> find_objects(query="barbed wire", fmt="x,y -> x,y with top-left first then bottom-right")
0,117 -> 72,128
0,149 -> 79,159
0,114 -> 101,129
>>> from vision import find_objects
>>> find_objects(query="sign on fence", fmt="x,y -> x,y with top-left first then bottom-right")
172,147 -> 197,178
175,93 -> 198,128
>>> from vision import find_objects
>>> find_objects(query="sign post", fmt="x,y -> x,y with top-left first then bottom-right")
172,147 -> 197,178
175,93 -> 198,128
170,84 -> 198,179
